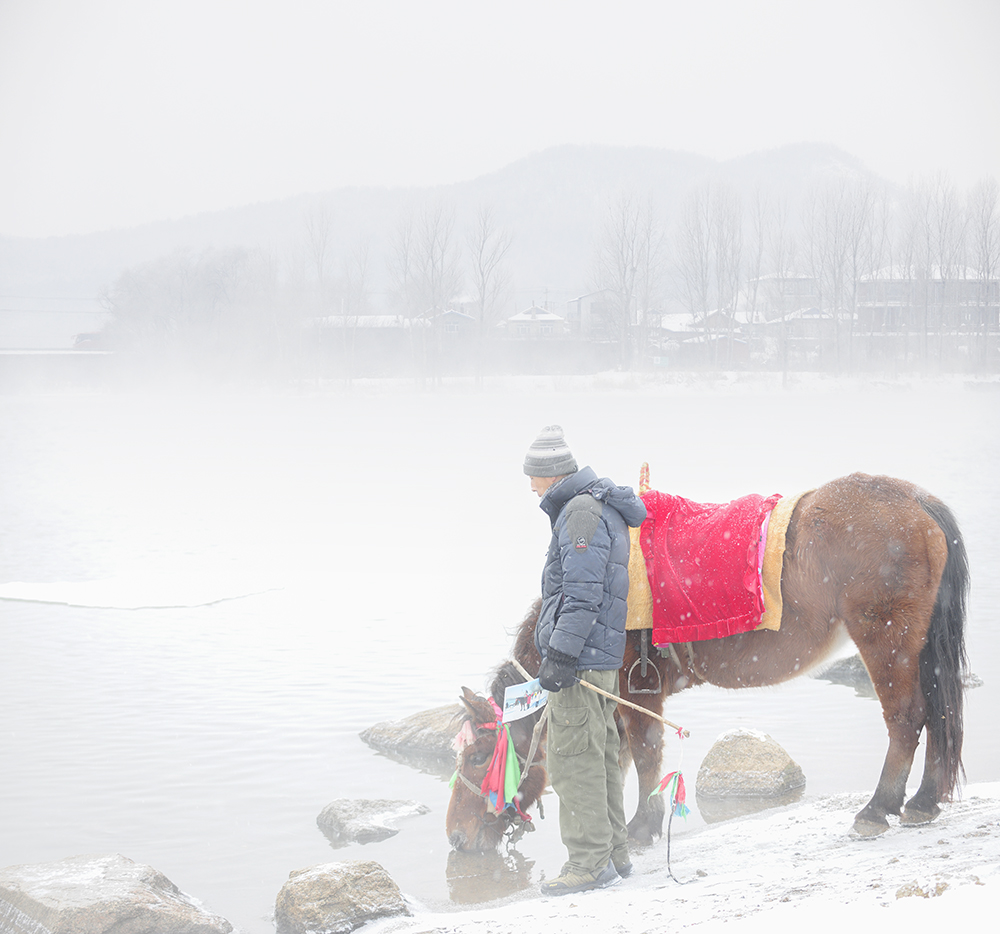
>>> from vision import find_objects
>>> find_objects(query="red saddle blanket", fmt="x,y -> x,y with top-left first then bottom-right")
639,489 -> 781,645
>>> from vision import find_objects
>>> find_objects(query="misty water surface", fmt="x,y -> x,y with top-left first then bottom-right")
1,376 -> 997,934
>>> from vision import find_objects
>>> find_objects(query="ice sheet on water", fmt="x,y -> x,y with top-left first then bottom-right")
0,561 -> 280,609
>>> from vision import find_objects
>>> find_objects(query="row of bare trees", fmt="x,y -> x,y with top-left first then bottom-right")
589,172 -> 1000,370
304,201 -> 513,335
100,170 -> 999,377
100,201 -> 516,375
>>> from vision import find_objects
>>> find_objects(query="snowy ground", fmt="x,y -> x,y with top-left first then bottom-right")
373,783 -> 1000,934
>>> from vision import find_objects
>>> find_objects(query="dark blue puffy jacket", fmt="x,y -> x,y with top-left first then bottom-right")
534,466 -> 648,671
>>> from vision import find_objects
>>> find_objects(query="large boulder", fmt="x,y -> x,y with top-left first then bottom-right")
0,853 -> 232,934
274,860 -> 408,934
696,729 -> 806,822
359,703 -> 463,775
317,799 -> 430,847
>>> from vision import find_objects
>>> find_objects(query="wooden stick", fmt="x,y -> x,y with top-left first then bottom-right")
510,658 -> 690,737
577,678 -> 690,737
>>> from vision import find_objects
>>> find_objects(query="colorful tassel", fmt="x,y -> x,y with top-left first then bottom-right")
648,769 -> 690,819
479,699 -> 522,812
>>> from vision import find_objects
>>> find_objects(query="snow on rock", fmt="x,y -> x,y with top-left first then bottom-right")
0,853 -> 232,934
366,783 -> 1000,934
275,860 -> 409,934
317,800 -> 432,847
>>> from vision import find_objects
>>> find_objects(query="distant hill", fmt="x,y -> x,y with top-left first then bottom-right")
0,142 -> 874,345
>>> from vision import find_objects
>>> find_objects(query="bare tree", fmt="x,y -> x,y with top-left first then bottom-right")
386,210 -> 417,315
710,184 -> 743,365
304,202 -> 334,291
842,176 -> 891,368
803,176 -> 860,369
413,203 -> 463,314
930,173 -> 967,365
968,176 -> 1000,368
344,236 -> 372,317
674,183 -> 712,326
465,205 -> 512,383
744,188 -> 770,327
466,205 -> 512,333
900,173 -> 967,364
388,203 -> 462,318
672,182 -> 743,364
330,236 -> 373,382
593,192 -> 664,367
633,198 -> 666,366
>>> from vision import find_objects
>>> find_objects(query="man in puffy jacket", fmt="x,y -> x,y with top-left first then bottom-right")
524,425 -> 647,896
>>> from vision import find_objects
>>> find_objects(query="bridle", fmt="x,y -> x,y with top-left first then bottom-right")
454,695 -> 548,845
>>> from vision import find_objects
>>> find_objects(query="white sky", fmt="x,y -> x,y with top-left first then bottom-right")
1,0 -> 998,238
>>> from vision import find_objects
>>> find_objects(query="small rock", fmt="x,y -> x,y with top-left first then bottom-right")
359,704 -> 463,774
0,853 -> 232,934
896,880 -> 949,899
274,860 -> 409,934
317,799 -> 430,847
697,729 -> 806,798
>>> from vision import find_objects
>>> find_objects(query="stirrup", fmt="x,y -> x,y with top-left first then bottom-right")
626,628 -> 663,695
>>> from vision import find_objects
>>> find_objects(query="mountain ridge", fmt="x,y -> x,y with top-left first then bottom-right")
0,141 -> 872,303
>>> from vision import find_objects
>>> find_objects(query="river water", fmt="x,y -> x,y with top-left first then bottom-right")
1,374 -> 997,933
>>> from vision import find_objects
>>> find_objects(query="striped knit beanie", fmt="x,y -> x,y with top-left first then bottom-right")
523,425 -> 578,477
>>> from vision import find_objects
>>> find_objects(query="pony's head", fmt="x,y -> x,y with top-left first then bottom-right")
445,676 -> 547,852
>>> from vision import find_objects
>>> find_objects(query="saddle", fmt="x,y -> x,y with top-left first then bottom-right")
625,488 -> 807,646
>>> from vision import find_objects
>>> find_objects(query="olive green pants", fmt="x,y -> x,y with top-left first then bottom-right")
546,668 -> 628,873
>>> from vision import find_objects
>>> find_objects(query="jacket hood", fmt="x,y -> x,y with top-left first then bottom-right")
540,466 -> 647,527
588,477 -> 647,527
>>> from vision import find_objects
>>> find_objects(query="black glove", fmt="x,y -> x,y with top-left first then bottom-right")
538,649 -> 579,692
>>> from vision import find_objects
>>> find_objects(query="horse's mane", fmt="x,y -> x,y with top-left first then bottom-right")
455,600 -> 543,726
487,599 -> 542,706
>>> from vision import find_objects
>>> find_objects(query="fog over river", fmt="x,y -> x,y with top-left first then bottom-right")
1,373 -> 997,933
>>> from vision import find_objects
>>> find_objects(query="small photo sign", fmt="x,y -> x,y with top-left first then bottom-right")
502,678 -> 548,723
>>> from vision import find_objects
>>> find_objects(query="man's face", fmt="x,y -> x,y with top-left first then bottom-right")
529,475 -> 563,498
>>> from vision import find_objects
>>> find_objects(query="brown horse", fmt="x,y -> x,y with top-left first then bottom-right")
446,473 -> 969,851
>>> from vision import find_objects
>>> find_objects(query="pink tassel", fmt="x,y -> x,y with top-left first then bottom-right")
452,720 -> 477,753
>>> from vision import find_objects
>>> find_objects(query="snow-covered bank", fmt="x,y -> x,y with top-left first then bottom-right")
376,783 -> 1000,934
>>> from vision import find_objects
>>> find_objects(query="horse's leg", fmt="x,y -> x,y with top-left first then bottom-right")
616,636 -> 668,844
852,674 -> 925,835
616,700 -> 666,844
847,607 -> 933,836
899,726 -> 944,825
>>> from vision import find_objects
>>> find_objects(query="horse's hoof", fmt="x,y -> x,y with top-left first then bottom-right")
901,806 -> 940,826
627,829 -> 657,847
852,817 -> 889,837
626,819 -> 661,847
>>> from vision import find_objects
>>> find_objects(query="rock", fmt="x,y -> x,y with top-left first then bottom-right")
695,730 -> 806,823
274,860 -> 408,934
813,654 -> 876,697
817,652 -> 983,697
0,853 -> 232,934
697,729 -> 806,799
317,799 -> 430,847
359,703 -> 463,776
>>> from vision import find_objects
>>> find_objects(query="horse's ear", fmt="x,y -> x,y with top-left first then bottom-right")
459,686 -> 490,720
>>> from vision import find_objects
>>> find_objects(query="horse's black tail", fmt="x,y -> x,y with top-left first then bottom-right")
918,495 -> 970,799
